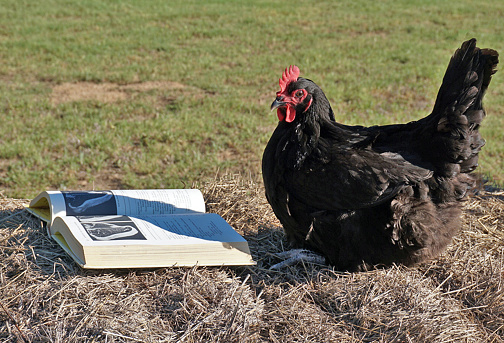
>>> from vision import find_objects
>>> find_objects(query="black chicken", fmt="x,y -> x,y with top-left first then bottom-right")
263,39 -> 499,271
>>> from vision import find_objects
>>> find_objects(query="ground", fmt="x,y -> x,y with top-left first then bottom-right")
0,175 -> 503,342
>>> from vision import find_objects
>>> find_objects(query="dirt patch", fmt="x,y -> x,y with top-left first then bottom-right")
51,81 -> 188,105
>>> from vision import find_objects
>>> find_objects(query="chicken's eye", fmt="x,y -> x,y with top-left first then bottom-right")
294,90 -> 305,98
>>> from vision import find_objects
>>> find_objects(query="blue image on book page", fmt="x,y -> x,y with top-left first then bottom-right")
62,191 -> 118,216
76,215 -> 146,241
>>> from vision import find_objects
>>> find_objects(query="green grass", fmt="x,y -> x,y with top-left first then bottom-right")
1,0 -> 503,198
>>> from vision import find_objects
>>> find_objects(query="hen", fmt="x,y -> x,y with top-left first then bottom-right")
262,39 -> 499,271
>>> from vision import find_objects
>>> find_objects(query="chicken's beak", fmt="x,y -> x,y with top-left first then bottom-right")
271,97 -> 286,111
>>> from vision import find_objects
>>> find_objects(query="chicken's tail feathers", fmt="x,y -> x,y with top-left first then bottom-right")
429,38 -> 498,175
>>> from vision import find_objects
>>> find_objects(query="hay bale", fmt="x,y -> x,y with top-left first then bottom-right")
0,177 -> 503,342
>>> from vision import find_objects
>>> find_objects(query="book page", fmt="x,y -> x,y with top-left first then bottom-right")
134,213 -> 244,244
28,191 -> 67,221
111,189 -> 205,215
53,213 -> 245,247
52,189 -> 204,217
29,189 -> 205,223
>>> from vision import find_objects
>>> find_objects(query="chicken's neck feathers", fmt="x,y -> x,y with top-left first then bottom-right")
291,106 -> 323,169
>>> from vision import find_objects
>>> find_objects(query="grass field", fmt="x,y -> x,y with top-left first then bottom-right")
1,2 -> 504,341
0,0 -> 503,199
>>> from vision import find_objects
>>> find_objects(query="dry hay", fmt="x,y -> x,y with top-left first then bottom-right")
1,176 -> 503,342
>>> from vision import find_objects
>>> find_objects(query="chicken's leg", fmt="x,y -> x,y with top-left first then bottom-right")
269,249 -> 326,270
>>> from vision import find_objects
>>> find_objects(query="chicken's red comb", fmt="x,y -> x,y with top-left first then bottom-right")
279,65 -> 300,92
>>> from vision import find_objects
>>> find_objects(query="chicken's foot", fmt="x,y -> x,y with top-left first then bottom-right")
269,249 -> 326,270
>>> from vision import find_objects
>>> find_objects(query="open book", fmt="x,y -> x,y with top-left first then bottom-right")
27,189 -> 255,269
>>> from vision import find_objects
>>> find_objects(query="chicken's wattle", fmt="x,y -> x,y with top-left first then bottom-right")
277,106 -> 296,123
